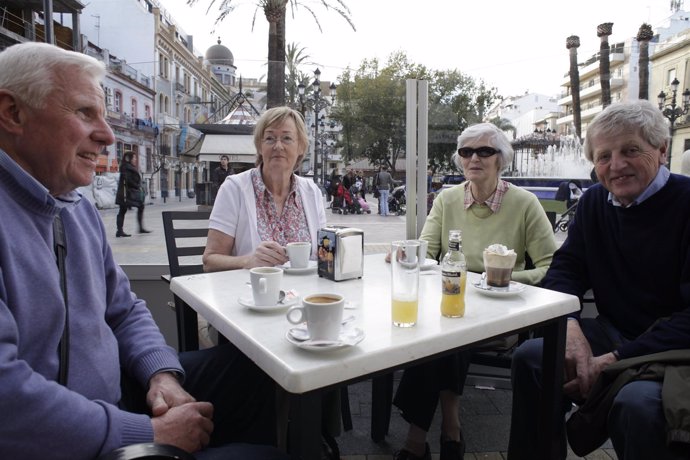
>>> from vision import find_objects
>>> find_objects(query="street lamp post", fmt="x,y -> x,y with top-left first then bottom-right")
313,118 -> 338,186
657,77 -> 690,168
298,68 -> 336,184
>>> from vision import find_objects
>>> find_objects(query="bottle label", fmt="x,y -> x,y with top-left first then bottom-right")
442,271 -> 461,295
448,241 -> 460,251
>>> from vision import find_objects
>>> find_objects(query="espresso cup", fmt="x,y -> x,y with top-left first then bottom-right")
286,293 -> 344,341
249,267 -> 283,306
286,241 -> 311,269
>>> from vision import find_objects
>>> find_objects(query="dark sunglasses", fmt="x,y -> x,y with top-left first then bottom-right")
457,146 -> 500,158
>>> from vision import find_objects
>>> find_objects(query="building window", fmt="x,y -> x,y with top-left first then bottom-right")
131,99 -> 138,119
116,141 -> 124,161
667,69 -> 677,86
145,104 -> 151,121
146,147 -> 153,172
160,56 -> 169,79
103,86 -> 113,110
114,91 -> 122,113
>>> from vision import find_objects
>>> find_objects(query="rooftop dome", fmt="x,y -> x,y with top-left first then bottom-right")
205,38 -> 234,66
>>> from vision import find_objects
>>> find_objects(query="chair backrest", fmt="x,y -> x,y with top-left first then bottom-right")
162,211 -> 211,277
162,211 -> 211,352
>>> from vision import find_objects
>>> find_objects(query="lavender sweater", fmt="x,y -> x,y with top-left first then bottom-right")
0,150 -> 182,459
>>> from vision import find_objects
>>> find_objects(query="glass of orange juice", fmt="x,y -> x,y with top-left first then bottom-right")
391,240 -> 422,327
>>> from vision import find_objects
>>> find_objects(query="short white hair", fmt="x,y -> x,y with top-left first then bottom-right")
451,122 -> 514,174
0,42 -> 105,108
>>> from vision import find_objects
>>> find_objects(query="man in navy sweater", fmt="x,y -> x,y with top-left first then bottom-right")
508,100 -> 690,460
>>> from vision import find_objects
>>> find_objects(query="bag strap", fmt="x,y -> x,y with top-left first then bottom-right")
53,214 -> 69,386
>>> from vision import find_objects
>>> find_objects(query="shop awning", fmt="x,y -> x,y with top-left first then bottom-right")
197,134 -> 257,164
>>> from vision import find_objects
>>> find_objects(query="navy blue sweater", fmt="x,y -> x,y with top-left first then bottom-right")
543,174 -> 690,359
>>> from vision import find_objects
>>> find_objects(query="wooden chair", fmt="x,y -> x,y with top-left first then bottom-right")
97,443 -> 195,460
162,210 -> 211,352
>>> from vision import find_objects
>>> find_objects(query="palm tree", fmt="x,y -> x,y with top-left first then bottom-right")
566,35 -> 582,140
285,42 -> 312,107
489,116 -> 517,139
187,0 -> 354,108
597,22 -> 613,108
637,23 -> 654,100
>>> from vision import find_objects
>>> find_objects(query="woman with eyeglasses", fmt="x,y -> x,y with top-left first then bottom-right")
203,106 -> 326,272
392,123 -> 556,460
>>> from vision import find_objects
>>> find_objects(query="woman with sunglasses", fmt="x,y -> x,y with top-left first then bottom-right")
392,123 -> 556,460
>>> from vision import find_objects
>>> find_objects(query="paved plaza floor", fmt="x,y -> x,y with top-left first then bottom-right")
99,195 -> 613,459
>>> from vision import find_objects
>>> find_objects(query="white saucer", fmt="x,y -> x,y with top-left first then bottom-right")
420,258 -> 439,271
285,327 -> 365,351
281,260 -> 318,275
471,280 -> 526,298
238,295 -> 299,312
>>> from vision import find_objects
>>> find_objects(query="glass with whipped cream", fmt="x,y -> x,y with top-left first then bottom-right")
482,244 -> 517,288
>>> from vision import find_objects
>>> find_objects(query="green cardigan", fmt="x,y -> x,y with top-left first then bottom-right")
421,182 -> 556,286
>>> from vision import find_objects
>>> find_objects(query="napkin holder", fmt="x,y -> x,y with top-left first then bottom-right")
317,226 -> 364,281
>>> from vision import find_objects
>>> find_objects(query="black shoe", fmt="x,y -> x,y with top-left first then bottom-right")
139,229 -> 152,234
116,230 -> 131,237
440,433 -> 466,460
393,443 -> 431,460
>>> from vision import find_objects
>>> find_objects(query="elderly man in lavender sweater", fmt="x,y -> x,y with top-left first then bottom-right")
0,42 -> 286,460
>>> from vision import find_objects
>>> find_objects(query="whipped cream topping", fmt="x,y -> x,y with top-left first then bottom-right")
483,244 -> 517,268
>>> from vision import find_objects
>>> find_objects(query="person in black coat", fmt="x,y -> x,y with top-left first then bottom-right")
211,154 -> 233,203
115,151 -> 150,237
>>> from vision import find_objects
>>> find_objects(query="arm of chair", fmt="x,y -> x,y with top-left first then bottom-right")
97,443 -> 196,460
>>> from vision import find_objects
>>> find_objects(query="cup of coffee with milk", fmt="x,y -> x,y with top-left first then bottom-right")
482,244 -> 517,289
286,293 -> 344,341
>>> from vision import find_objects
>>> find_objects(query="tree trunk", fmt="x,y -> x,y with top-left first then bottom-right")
637,24 -> 654,100
266,1 -> 287,108
597,23 -> 613,108
567,35 -> 582,140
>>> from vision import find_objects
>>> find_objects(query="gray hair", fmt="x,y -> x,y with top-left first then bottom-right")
583,100 -> 670,162
0,42 -> 105,109
253,106 -> 309,171
451,123 -> 514,174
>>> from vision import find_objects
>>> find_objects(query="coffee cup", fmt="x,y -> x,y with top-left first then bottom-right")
286,293 -> 344,341
483,244 -> 517,288
249,267 -> 283,306
286,241 -> 311,269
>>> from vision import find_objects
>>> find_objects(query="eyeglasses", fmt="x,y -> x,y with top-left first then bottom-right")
262,135 -> 295,146
457,146 -> 500,158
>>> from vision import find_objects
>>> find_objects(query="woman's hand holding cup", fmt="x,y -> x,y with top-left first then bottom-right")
245,241 -> 289,269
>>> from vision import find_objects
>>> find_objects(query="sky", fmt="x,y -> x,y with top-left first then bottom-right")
158,0 -> 679,97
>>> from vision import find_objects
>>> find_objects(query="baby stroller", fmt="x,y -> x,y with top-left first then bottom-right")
332,183 -> 360,214
553,181 -> 581,232
388,184 -> 407,216
357,196 -> 372,214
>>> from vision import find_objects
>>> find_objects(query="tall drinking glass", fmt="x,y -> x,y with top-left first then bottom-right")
391,240 -> 422,327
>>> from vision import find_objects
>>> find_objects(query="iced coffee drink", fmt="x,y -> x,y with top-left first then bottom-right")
483,244 -> 517,288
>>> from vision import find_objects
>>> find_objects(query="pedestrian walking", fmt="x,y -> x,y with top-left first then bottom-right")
115,151 -> 150,236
